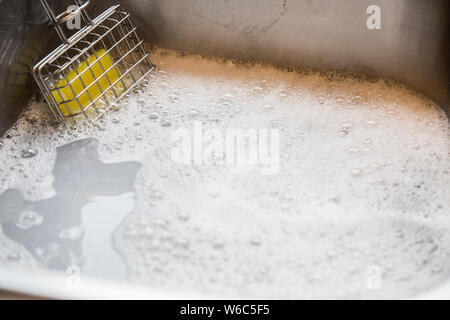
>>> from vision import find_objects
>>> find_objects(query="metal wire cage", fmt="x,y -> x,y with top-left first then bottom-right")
33,0 -> 155,120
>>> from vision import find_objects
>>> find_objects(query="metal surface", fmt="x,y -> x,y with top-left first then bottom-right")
121,0 -> 449,115
0,0 -> 449,300
0,267 -> 217,300
1,0 -> 448,131
0,0 -> 58,138
33,0 -> 155,120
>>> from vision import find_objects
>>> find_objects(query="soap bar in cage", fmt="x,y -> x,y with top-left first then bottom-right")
50,49 -> 123,117
33,3 -> 155,120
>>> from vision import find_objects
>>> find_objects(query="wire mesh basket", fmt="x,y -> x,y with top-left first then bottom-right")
33,0 -> 155,121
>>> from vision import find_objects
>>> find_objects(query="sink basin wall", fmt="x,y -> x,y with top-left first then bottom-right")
122,0 -> 449,115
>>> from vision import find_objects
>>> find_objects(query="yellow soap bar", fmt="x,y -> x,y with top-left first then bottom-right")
50,49 -> 122,117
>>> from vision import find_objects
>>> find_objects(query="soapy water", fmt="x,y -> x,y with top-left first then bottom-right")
0,46 -> 449,298
0,138 -> 140,275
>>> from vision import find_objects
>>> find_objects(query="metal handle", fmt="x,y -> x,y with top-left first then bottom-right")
55,0 -> 91,25
40,0 -> 91,44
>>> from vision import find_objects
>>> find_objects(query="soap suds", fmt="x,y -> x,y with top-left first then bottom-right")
0,47 -> 449,298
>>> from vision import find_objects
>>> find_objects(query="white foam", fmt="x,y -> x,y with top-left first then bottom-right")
0,47 -> 449,298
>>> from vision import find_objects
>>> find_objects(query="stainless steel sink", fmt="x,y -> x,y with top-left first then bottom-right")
1,0 -> 448,138
0,0 -> 449,299
120,0 -> 449,115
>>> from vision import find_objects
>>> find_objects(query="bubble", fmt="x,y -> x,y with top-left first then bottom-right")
366,120 -> 378,128
177,211 -> 190,221
186,110 -> 199,118
249,236 -> 262,246
6,252 -> 21,261
59,226 -> 84,240
175,238 -> 190,249
209,192 -> 221,199
21,149 -> 38,159
148,112 -> 160,120
16,210 -> 43,229
212,237 -> 225,249
350,169 -> 362,177
160,119 -> 172,127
